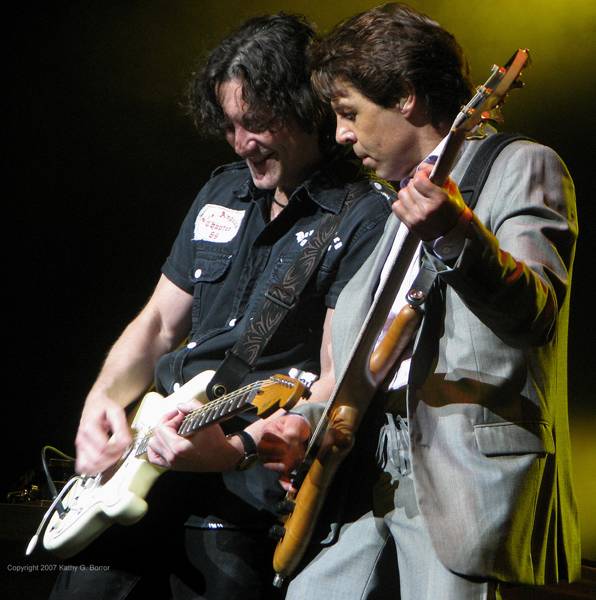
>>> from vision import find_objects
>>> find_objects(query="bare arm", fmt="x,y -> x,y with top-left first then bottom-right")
75,275 -> 193,474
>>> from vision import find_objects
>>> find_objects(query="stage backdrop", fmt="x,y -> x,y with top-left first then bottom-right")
7,0 -> 595,560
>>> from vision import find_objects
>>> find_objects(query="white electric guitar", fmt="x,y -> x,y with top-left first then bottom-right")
33,370 -> 305,558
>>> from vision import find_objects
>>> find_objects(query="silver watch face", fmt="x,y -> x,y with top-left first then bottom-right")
237,453 -> 259,471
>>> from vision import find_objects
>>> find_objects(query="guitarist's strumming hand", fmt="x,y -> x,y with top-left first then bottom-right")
147,400 -> 244,472
75,396 -> 132,476
392,161 -> 467,241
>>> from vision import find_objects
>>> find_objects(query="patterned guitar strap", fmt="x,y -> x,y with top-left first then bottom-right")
206,178 -> 373,400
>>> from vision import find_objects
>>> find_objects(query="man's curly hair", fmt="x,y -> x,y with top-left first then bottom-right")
187,13 -> 335,154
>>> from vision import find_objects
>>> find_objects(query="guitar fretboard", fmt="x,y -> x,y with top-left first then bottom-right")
177,383 -> 260,435
133,378 -> 290,457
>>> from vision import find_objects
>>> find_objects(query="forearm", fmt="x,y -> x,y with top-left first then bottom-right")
83,275 -> 192,413
75,317 -> 162,474
428,215 -> 559,346
84,311 -> 177,410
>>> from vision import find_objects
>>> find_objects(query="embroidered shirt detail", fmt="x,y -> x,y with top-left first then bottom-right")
193,204 -> 246,243
295,230 -> 315,247
328,236 -> 343,251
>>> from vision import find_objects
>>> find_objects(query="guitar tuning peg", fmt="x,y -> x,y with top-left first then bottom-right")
288,368 -> 318,389
480,107 -> 504,124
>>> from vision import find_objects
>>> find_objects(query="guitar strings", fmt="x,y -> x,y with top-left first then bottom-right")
178,379 -> 283,428
182,379 -> 275,421
133,377 -> 292,457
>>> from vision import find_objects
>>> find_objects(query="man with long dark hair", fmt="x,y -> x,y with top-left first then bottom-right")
48,13 -> 390,600
264,4 -> 580,599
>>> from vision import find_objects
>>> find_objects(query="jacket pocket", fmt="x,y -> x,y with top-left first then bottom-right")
473,421 -> 554,456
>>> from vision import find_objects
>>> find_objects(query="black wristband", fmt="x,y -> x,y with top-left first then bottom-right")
234,430 -> 257,456
227,430 -> 258,471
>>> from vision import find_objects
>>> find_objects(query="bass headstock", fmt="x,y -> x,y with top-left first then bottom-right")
456,48 -> 530,132
431,48 -> 530,185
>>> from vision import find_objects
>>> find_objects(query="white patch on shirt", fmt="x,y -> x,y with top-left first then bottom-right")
295,229 -> 314,247
193,204 -> 246,243
327,236 -> 343,251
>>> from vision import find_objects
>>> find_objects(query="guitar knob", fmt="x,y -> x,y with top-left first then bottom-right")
275,498 -> 296,514
211,383 -> 227,398
268,524 -> 286,540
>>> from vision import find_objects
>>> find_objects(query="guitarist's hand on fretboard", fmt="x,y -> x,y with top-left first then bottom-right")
147,401 -> 240,472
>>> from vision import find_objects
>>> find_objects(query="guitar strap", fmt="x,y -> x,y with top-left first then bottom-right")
459,132 -> 531,208
207,179 -> 373,400
405,132 -> 532,311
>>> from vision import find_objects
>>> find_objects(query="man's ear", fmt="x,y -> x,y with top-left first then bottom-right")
398,93 -> 415,115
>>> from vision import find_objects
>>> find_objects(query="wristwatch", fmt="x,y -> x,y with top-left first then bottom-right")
227,430 -> 259,471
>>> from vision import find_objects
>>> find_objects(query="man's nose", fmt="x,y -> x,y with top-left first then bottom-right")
234,126 -> 258,156
336,123 -> 356,145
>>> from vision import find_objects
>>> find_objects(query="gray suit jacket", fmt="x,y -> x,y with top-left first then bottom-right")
331,134 -> 580,585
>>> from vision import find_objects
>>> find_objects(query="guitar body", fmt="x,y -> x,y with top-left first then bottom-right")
273,405 -> 357,578
43,370 -> 214,558
40,370 -> 304,558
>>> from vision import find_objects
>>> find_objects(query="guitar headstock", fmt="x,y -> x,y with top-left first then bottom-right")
251,374 -> 307,418
454,48 -> 530,134
431,48 -> 530,186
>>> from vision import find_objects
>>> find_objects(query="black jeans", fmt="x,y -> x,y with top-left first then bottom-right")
47,472 -> 282,600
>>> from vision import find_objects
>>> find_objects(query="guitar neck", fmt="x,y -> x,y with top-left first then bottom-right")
177,383 -> 260,435
430,128 -> 467,186
134,381 -> 261,457
304,122 -> 469,452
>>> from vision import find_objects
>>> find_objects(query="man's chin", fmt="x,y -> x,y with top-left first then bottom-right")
250,169 -> 279,190
250,175 -> 278,190
363,156 -> 385,178
371,163 -> 400,182
247,163 -> 279,190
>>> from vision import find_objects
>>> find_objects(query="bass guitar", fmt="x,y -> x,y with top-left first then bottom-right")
33,370 -> 305,558
271,49 -> 530,586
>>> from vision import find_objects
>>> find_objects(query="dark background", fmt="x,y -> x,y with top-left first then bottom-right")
6,0 -> 596,560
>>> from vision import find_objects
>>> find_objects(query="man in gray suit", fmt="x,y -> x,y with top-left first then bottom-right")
260,3 -> 581,599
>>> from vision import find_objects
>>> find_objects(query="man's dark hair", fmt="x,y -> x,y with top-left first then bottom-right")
311,3 -> 473,128
188,13 -> 335,152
